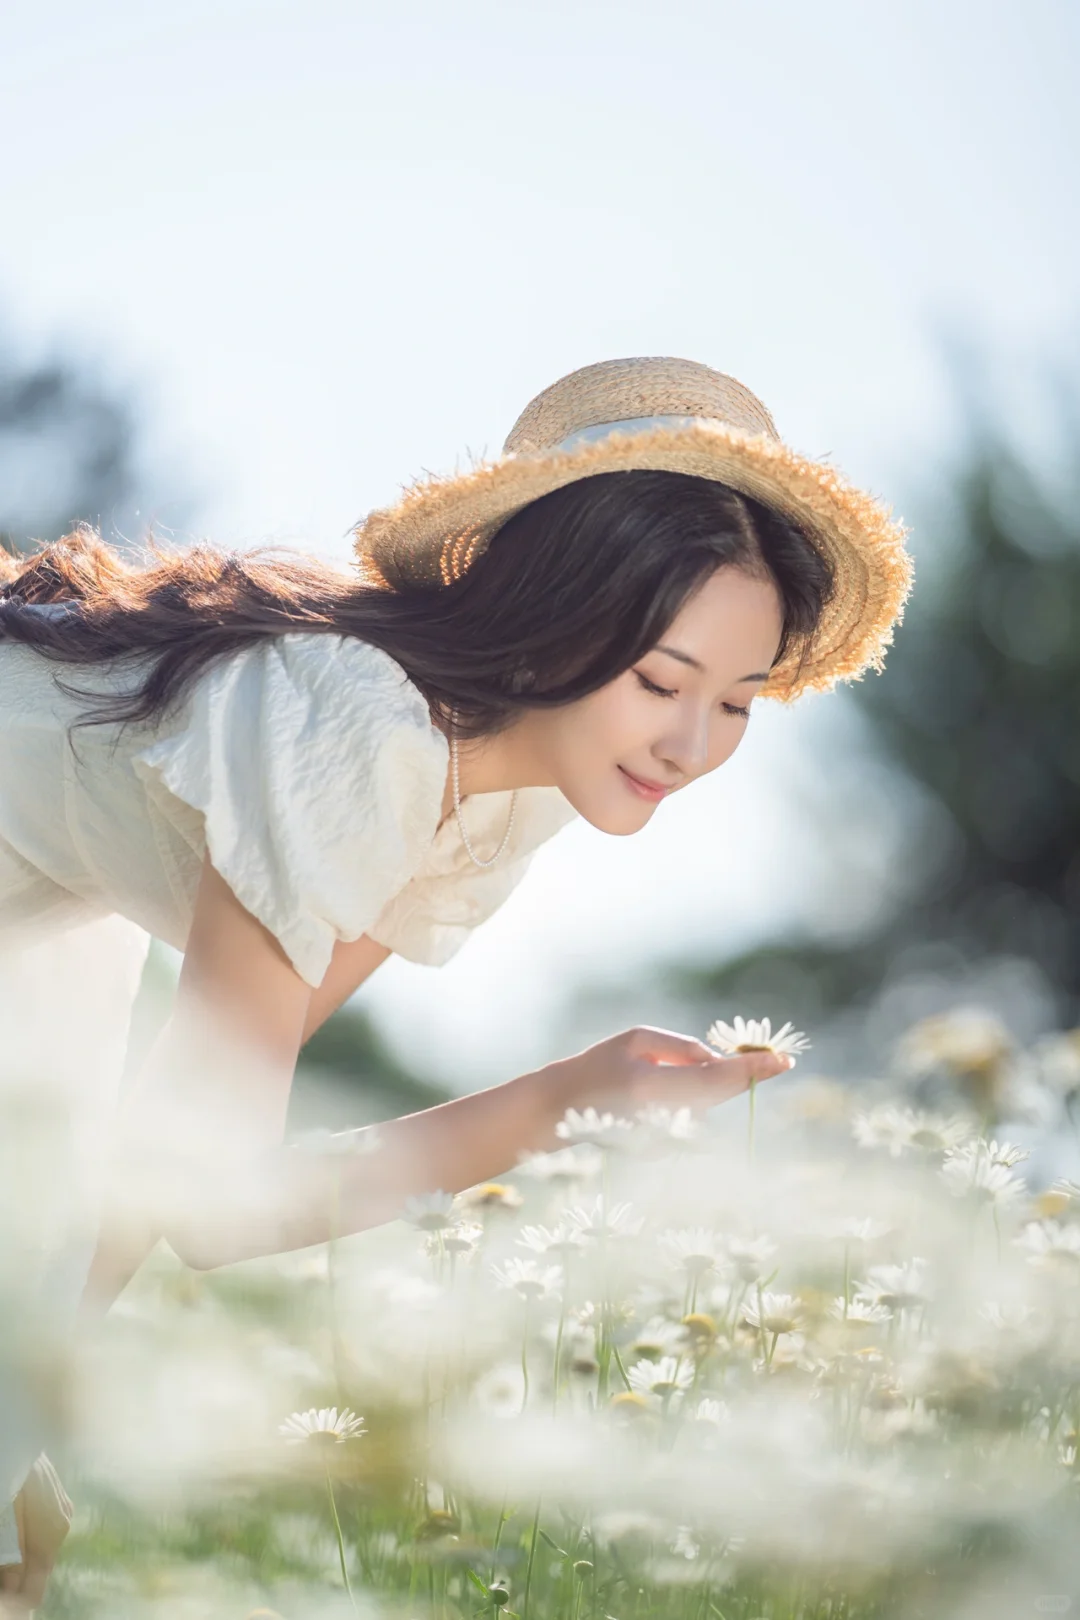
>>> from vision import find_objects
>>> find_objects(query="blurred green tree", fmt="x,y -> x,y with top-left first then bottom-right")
0,340 -> 140,552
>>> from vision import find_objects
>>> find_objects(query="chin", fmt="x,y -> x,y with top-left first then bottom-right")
558,773 -> 660,835
578,800 -> 657,837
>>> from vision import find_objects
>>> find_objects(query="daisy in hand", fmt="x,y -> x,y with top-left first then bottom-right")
706,1016 -> 810,1063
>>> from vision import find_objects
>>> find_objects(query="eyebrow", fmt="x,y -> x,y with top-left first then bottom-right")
654,643 -> 769,683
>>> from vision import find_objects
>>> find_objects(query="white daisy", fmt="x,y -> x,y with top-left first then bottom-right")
855,1258 -> 931,1311
827,1215 -> 895,1246
706,1016 -> 810,1059
861,1398 -> 940,1444
629,1316 -> 690,1360
632,1104 -> 701,1149
981,1138 -> 1031,1168
692,1396 -> 729,1425
565,1195 -> 644,1241
425,1220 -> 483,1258
851,1103 -> 975,1159
660,1228 -> 725,1278
516,1221 -> 587,1260
722,1233 -> 779,1283
515,1143 -> 604,1181
740,1292 -> 804,1334
402,1190 -> 459,1232
670,1525 -> 700,1560
490,1257 -> 562,1301
976,1299 -> 1043,1334
554,1107 -> 635,1149
627,1355 -> 695,1398
471,1363 -> 528,1418
1013,1220 -> 1080,1268
279,1406 -> 367,1446
372,1268 -> 443,1310
939,1141 -> 1027,1206
897,1008 -> 1012,1076
826,1296 -> 891,1327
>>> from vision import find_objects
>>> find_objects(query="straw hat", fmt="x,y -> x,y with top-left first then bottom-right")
351,356 -> 913,700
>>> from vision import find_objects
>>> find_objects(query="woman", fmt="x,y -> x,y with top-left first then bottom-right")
0,355 -> 912,1604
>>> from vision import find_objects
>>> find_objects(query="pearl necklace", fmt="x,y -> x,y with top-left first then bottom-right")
450,708 -> 518,869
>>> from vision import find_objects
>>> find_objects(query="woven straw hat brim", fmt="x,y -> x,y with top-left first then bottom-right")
351,419 -> 913,701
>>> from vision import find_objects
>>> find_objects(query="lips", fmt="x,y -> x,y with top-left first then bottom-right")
619,766 -> 674,797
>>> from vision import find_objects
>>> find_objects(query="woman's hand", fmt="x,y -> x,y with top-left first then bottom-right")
0,1454 -> 74,1615
546,1023 -> 792,1117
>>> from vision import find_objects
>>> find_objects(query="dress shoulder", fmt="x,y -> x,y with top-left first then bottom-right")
131,633 -> 449,986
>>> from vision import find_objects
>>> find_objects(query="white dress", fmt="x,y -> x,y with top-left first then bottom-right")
0,628 -> 579,1557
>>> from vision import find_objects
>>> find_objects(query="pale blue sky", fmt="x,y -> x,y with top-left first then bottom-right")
1,0 -> 1077,1087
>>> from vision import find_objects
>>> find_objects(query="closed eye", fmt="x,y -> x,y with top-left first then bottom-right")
634,670 -> 752,719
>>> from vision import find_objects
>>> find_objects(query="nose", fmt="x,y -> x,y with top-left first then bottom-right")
656,707 -> 713,781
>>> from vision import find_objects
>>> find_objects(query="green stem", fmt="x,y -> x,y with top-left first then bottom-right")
522,1497 -> 543,1620
610,1336 -> 633,1393
753,1279 -> 770,1367
325,1465 -> 359,1615
552,1282 -> 569,1414
490,1498 -> 510,1583
572,1564 -> 585,1620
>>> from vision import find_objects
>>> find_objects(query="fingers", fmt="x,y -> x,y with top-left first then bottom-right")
625,1026 -> 792,1082
627,1049 -> 792,1112
712,1049 -> 793,1088
624,1025 -> 733,1066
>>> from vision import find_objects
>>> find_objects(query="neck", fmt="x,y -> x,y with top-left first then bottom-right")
436,714 -> 556,823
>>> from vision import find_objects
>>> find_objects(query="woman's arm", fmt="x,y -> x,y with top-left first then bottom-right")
83,850 -> 783,1288
81,858 -> 391,1312
80,852 -> 313,1310
300,932 -> 394,1045
80,852 -> 570,1290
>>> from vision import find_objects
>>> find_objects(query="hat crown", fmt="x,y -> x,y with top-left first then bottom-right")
503,355 -> 781,455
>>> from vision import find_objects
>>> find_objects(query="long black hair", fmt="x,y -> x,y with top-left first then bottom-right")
0,470 -> 834,740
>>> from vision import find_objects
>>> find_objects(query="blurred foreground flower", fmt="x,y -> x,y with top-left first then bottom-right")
402,1190 -> 458,1231
851,1102 -> 976,1158
55,1004 -> 1080,1620
939,1138 -> 1029,1206
555,1107 -> 635,1148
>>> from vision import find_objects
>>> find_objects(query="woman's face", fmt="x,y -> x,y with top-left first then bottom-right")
532,566 -> 784,834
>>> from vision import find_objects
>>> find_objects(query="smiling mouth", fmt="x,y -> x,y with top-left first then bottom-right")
619,766 -> 673,797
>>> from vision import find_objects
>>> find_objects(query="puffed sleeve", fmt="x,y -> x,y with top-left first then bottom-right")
367,785 -> 580,966
131,633 -> 449,987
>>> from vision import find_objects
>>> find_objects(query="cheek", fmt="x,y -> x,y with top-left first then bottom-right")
713,722 -> 750,770
574,684 -> 641,756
